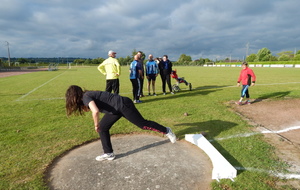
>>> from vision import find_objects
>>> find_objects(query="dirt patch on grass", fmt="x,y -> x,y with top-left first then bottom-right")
0,68 -> 48,78
231,98 -> 300,188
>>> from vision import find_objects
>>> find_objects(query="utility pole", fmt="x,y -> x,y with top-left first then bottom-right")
246,42 -> 249,58
5,41 -> 11,66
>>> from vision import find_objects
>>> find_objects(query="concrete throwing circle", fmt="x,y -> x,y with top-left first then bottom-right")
47,134 -> 212,190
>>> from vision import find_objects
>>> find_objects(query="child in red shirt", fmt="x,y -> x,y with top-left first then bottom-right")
236,62 -> 256,105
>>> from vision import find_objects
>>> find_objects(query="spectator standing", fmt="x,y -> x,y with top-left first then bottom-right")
158,55 -> 174,95
97,50 -> 121,94
136,51 -> 145,97
236,62 -> 256,105
146,54 -> 159,96
129,55 -> 143,103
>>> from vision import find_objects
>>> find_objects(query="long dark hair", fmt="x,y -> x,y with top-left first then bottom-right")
65,85 -> 85,116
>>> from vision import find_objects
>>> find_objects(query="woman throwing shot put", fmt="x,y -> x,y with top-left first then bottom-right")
65,85 -> 176,161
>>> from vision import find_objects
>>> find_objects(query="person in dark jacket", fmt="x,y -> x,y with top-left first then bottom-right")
158,55 -> 174,95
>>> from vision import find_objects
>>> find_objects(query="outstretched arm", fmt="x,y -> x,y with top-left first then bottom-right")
88,101 -> 100,133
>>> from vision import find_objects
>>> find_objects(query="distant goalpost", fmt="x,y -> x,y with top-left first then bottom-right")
48,63 -> 59,71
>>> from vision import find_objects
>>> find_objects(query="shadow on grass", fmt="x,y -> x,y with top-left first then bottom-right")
175,120 -> 244,175
194,85 -> 232,90
175,120 -> 237,140
252,91 -> 291,104
143,85 -> 229,103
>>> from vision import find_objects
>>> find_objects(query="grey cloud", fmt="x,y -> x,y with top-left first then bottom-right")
0,0 -> 299,60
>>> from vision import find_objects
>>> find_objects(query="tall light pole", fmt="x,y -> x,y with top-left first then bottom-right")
5,41 -> 11,66
246,42 -> 249,58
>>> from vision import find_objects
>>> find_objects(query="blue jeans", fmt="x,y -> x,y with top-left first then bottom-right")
241,85 -> 250,98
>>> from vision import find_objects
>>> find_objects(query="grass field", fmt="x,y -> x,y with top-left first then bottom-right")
1,66 -> 300,190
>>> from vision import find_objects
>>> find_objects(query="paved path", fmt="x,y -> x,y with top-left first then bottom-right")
46,134 -> 212,190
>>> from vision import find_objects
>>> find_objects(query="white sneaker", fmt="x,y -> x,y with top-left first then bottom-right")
166,127 -> 176,143
95,153 -> 115,161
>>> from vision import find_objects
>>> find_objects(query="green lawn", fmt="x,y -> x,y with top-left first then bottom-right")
1,66 -> 300,190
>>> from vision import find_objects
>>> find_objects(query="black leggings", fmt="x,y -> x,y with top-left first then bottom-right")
98,97 -> 167,153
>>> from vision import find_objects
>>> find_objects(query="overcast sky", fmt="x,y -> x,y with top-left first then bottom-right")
0,0 -> 299,61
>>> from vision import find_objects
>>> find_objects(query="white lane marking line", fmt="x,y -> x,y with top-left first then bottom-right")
14,80 -> 300,101
15,91 -> 134,102
256,82 -> 300,86
261,126 -> 300,134
235,167 -> 300,179
209,132 -> 259,141
17,97 -> 65,101
15,72 -> 66,101
210,126 -> 300,142
200,82 -> 300,89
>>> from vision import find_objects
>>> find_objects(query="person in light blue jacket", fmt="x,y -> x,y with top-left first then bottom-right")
145,54 -> 159,96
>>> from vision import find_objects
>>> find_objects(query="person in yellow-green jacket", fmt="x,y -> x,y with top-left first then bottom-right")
98,50 -> 121,94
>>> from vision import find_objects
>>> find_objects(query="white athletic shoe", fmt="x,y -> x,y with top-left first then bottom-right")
95,153 -> 115,161
166,127 -> 176,143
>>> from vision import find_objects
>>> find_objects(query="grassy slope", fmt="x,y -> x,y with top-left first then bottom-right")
0,66 -> 299,189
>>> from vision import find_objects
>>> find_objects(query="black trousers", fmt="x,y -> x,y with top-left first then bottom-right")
161,70 -> 172,93
139,77 -> 144,96
130,79 -> 140,100
98,97 -> 168,153
106,79 -> 119,94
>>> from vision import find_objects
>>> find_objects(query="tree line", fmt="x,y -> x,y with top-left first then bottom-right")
1,48 -> 300,67
245,48 -> 300,62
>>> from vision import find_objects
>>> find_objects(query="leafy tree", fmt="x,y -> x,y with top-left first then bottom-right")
73,59 -> 85,65
269,55 -> 278,61
29,59 -> 36,63
131,49 -> 145,61
255,48 -> 272,61
118,56 -> 132,66
205,58 -> 211,63
92,58 -> 105,65
278,54 -> 290,61
296,50 -> 300,55
177,54 -> 192,65
194,59 -> 203,66
193,58 -> 211,66
277,51 -> 294,59
293,54 -> 300,61
17,58 -> 29,64
131,49 -> 138,58
84,59 -> 92,65
246,54 -> 257,62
